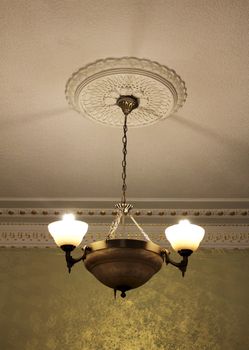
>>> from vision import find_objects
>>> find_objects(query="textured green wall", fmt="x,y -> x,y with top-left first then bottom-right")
0,248 -> 248,350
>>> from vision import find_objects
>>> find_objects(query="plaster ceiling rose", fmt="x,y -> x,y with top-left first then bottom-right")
65,57 -> 187,127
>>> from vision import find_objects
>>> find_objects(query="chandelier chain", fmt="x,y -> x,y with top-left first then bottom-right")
121,114 -> 128,204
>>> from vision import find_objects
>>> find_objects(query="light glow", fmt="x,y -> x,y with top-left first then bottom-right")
48,213 -> 88,248
165,219 -> 205,252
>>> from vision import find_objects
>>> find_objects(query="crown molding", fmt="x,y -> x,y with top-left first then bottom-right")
0,207 -> 248,224
0,197 -> 249,209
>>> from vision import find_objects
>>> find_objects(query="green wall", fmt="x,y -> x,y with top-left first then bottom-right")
0,249 -> 248,350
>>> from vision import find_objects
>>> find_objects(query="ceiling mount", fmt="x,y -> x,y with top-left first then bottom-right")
65,57 -> 187,127
116,95 -> 139,115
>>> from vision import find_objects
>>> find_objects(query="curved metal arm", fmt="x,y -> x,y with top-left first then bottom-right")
163,249 -> 192,277
106,209 -> 123,240
129,215 -> 151,241
65,245 -> 91,273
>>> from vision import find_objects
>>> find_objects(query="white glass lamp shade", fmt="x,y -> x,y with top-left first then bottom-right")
48,214 -> 88,248
165,220 -> 205,252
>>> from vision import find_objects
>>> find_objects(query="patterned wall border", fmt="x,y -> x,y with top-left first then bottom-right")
0,222 -> 248,249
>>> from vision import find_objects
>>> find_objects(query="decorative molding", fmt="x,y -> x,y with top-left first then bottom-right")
65,57 -> 187,127
0,200 -> 248,249
0,222 -> 248,249
1,198 -> 248,210
0,207 -> 248,219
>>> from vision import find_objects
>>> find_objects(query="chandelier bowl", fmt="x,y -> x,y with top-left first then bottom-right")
84,239 -> 164,297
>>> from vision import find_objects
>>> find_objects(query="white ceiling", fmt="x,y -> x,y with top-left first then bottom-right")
0,0 -> 248,203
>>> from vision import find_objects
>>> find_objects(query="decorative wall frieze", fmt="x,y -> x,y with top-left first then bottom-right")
0,223 -> 248,249
0,200 -> 248,248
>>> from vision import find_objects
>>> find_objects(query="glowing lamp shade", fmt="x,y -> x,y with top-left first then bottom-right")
165,219 -> 205,252
48,214 -> 88,248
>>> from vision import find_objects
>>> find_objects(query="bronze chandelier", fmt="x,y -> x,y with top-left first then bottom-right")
48,93 -> 205,298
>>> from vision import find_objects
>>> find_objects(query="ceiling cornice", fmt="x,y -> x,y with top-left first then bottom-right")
0,197 -> 249,207
0,207 -> 248,223
0,198 -> 248,222
0,198 -> 248,249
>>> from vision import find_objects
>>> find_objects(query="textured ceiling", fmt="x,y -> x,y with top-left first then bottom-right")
0,0 -> 249,202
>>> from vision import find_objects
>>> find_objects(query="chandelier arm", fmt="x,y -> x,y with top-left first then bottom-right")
129,215 -> 151,241
106,210 -> 123,240
65,245 -> 90,273
163,250 -> 191,277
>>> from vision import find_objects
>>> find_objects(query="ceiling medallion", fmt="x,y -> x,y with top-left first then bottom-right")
65,57 -> 187,127
49,72 -> 205,298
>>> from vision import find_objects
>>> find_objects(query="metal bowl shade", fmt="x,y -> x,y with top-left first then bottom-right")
84,239 -> 164,296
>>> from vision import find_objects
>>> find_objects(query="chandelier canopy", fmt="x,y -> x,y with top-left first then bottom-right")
48,58 -> 204,298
